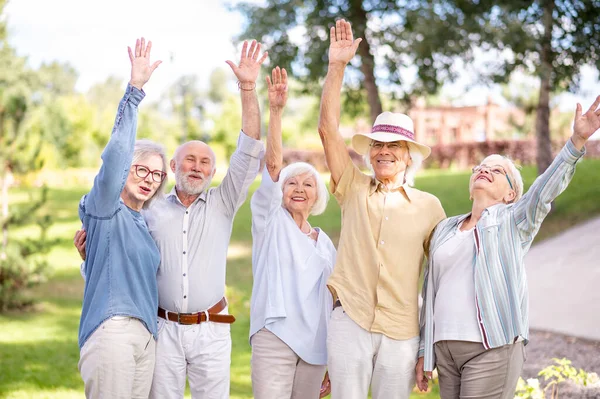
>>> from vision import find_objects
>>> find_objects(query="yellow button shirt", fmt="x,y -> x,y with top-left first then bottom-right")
328,162 -> 446,340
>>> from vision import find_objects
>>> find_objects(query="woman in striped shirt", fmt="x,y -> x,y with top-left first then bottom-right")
416,96 -> 600,399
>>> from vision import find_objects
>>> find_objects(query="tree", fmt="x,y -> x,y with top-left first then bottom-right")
410,0 -> 600,173
0,3 -> 53,310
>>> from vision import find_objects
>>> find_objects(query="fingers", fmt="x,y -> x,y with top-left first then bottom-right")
257,50 -> 268,65
266,75 -> 272,89
426,371 -> 433,379
346,20 -> 354,41
586,95 -> 600,114
140,37 -> 146,57
240,41 -> 248,60
330,26 -> 335,44
336,19 -> 342,42
144,40 -> 152,59
353,37 -> 363,52
281,67 -> 288,85
128,46 -> 134,64
225,60 -> 237,73
150,60 -> 162,72
247,40 -> 257,60
252,42 -> 261,60
575,103 -> 582,120
135,38 -> 141,58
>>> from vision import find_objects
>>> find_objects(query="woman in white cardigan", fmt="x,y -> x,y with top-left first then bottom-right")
249,66 -> 337,399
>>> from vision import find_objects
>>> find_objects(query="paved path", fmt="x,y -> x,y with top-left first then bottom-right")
526,216 -> 600,341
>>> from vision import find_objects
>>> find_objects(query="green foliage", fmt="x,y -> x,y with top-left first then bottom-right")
516,358 -> 600,399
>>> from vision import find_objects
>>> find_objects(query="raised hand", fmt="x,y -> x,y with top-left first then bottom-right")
266,66 -> 288,111
328,19 -> 362,66
573,95 -> 600,147
128,38 -> 162,90
226,40 -> 268,85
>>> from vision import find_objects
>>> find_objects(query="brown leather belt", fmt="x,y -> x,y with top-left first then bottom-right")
158,297 -> 236,325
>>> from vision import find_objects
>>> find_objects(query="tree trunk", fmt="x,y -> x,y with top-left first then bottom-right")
535,0 -> 554,175
348,1 -> 383,124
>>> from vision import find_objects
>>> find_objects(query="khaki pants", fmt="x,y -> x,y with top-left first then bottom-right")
251,328 -> 326,399
327,307 -> 419,399
435,340 -> 525,399
78,317 -> 156,399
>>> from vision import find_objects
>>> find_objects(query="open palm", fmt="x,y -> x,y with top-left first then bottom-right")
328,19 -> 362,65
267,66 -> 288,110
226,40 -> 268,84
128,38 -> 162,89
574,95 -> 600,140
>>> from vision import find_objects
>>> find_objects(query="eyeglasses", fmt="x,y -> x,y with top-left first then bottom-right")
472,164 -> 513,190
370,141 -> 406,151
132,164 -> 167,183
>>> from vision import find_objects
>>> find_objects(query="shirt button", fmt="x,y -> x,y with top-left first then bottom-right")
184,295 -> 187,299
183,273 -> 186,277
186,211 -> 189,214
183,230 -> 186,234
183,251 -> 186,254
380,240 -> 385,245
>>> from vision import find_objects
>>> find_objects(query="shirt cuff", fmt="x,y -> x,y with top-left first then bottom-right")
237,130 -> 265,158
126,83 -> 146,106
563,137 -> 586,164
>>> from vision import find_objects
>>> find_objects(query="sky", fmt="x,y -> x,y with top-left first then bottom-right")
5,0 -> 600,110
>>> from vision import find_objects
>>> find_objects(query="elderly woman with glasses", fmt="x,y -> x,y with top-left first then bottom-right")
416,96 -> 600,399
249,66 -> 337,399
77,38 -> 168,398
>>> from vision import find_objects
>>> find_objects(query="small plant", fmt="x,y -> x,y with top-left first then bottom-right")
514,358 -> 600,399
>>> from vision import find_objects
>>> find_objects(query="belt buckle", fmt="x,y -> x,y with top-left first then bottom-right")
177,312 -> 194,325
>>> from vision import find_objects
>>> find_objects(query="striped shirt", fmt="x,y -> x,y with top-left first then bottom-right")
419,139 -> 586,372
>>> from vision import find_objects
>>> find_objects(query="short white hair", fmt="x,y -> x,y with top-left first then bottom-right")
132,139 -> 168,209
279,162 -> 329,215
362,141 -> 424,186
479,154 -> 524,203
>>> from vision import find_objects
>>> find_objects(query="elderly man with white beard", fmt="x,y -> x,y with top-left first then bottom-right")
75,40 -> 267,399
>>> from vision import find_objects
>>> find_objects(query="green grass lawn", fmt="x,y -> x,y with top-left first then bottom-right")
1,159 -> 599,398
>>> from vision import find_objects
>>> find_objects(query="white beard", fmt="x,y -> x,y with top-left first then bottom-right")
175,167 -> 211,195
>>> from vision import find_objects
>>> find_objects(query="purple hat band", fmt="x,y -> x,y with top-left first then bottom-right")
371,124 -> 415,141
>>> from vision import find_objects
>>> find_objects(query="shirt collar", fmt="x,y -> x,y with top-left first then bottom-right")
369,178 -> 413,200
166,186 -> 207,207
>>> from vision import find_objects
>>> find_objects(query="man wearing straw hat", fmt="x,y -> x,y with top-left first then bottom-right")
317,19 -> 446,399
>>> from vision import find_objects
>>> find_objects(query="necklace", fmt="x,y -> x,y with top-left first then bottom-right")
302,220 -> 313,236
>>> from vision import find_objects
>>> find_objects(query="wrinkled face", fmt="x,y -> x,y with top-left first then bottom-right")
172,142 -> 216,195
282,172 -> 318,215
124,154 -> 164,205
369,140 -> 412,181
469,155 -> 515,203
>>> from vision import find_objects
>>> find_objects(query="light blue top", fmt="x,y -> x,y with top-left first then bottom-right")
419,139 -> 586,371
249,169 -> 337,365
78,84 -> 160,349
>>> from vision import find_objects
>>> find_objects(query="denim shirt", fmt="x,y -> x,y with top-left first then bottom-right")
419,139 -> 585,371
78,84 -> 160,349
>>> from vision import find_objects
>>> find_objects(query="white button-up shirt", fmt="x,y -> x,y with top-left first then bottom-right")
144,132 -> 264,313
249,169 -> 337,365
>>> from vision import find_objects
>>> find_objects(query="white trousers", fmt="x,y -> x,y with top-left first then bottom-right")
78,317 -> 156,399
327,307 -> 419,399
149,311 -> 232,399
251,328 -> 326,399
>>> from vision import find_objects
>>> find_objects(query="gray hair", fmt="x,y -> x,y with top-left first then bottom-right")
479,154 -> 524,203
362,141 -> 424,186
279,162 -> 329,215
132,139 -> 168,209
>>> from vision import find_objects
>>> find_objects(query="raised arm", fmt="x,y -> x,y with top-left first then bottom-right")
318,19 -> 362,184
226,40 -> 268,140
513,96 -> 600,245
85,38 -> 161,216
265,66 -> 288,181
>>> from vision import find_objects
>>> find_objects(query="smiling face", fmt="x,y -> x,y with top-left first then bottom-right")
122,154 -> 164,209
282,172 -> 318,216
369,140 -> 412,183
171,141 -> 216,196
469,155 -> 516,204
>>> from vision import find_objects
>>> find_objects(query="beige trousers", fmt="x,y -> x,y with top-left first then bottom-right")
78,317 -> 156,399
251,328 -> 326,399
434,340 -> 525,399
327,307 -> 419,399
